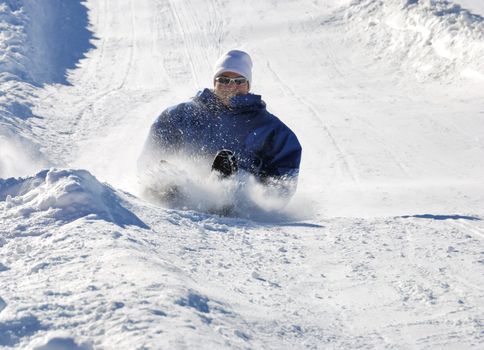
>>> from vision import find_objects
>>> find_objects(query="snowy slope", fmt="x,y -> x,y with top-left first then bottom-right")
455,0 -> 484,16
1,0 -> 484,349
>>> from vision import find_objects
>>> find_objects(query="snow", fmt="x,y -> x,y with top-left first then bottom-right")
454,0 -> 484,17
0,168 -> 147,228
1,0 -> 484,349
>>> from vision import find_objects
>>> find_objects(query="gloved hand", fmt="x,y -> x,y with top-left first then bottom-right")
211,149 -> 238,177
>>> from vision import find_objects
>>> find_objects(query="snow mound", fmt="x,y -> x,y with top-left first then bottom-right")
345,0 -> 484,81
0,168 -> 148,229
33,337 -> 92,350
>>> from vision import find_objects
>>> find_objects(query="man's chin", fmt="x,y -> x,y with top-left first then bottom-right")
216,94 -> 235,104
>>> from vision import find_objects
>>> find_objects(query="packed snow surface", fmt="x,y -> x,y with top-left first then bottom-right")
1,0 -> 483,349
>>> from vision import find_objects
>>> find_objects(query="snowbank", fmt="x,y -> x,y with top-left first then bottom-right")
0,168 -> 148,232
0,0 -> 94,87
0,1 -> 35,122
454,0 -> 484,17
23,0 -> 95,85
33,337 -> 91,350
0,1 -> 30,82
345,0 -> 484,81
0,0 -> 95,179
0,0 -> 43,178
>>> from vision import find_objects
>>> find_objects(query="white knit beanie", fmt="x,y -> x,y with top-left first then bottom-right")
213,50 -> 253,87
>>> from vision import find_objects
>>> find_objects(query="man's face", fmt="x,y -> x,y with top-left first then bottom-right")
213,71 -> 249,106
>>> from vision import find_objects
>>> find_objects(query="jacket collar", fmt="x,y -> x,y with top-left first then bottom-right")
195,88 -> 265,114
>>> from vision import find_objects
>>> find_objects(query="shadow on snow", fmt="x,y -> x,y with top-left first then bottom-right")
26,0 -> 97,86
399,214 -> 481,221
0,315 -> 45,347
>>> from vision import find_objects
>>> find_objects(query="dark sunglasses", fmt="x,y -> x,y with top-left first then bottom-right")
215,76 -> 247,85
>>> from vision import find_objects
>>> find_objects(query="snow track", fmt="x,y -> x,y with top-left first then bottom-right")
1,0 -> 484,349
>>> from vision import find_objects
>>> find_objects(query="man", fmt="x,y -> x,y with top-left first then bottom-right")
139,50 -> 302,203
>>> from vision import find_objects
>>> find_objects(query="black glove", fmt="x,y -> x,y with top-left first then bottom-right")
211,149 -> 238,177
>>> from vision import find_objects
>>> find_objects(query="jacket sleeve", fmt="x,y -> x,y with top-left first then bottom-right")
258,125 -> 302,198
255,125 -> 302,198
263,125 -> 302,179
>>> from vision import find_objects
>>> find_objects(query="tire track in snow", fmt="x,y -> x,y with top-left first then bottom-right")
349,115 -> 413,179
319,32 -> 345,80
265,61 -> 359,184
117,0 -> 136,90
28,0 -> 110,162
148,3 -> 172,85
316,34 -> 414,180
210,0 -> 225,55
167,0 -> 225,89
30,0 -> 161,166
451,219 -> 484,240
90,0 -> 107,85
311,30 -> 472,182
168,0 -> 202,88
70,0 -> 138,141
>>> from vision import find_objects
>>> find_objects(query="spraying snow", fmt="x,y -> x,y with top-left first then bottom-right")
138,152 -> 301,220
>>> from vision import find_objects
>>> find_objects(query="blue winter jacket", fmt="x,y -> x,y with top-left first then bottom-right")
141,88 -> 302,181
